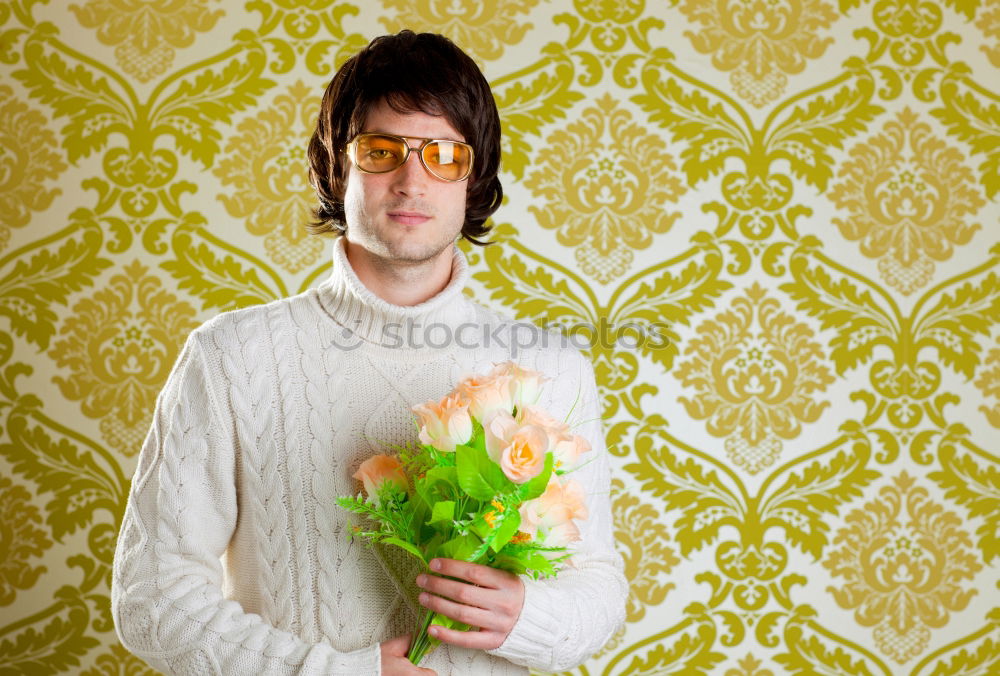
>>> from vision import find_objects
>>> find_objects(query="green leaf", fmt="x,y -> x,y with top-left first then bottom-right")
414,466 -> 458,515
522,553 -> 556,578
428,500 -> 455,525
519,454 -> 553,501
382,537 -> 426,565
455,441 -> 510,501
437,533 -> 481,562
489,509 -> 521,553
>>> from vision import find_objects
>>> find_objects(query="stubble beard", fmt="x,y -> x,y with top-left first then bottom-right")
348,199 -> 462,268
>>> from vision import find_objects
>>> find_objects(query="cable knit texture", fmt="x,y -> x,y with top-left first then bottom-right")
111,238 -> 627,675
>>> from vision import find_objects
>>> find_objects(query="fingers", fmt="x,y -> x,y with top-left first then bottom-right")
380,636 -> 437,675
418,589 -> 496,631
428,621 -> 505,651
415,559 -> 525,651
380,634 -> 411,657
425,558 -> 517,589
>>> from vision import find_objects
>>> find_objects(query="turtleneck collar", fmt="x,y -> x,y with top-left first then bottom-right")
315,237 -> 475,346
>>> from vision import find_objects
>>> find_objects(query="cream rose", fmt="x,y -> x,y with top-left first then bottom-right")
482,409 -> 550,483
551,432 -> 591,470
492,361 -> 546,408
518,476 -> 588,545
483,410 -> 519,464
499,424 -> 549,483
517,405 -> 591,469
353,454 -> 407,504
412,392 -> 473,453
455,368 -> 516,420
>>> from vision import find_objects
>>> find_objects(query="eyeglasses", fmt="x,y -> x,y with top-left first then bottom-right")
345,133 -> 474,182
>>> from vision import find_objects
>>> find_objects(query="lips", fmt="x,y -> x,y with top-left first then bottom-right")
388,210 -> 431,225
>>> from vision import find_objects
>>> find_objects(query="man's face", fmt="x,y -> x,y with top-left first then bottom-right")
342,100 -> 468,268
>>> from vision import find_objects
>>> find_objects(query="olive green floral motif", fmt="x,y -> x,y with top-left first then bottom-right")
69,0 -> 225,82
380,0 -> 541,61
677,0 -> 838,107
829,108 -> 984,295
976,338 -> 1000,428
978,0 -> 1000,67
0,85 -> 67,249
573,0 -> 646,51
725,653 -> 775,676
48,260 -> 199,456
0,476 -> 52,606
525,94 -> 685,283
866,0 -> 956,68
1,2 -> 999,674
824,472 -> 981,664
81,644 -> 159,675
611,478 -> 678,622
214,81 -> 324,274
674,283 -> 834,474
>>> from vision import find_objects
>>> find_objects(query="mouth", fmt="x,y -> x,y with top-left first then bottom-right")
387,210 -> 432,226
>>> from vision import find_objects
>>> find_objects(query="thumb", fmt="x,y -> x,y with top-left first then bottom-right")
382,634 -> 411,657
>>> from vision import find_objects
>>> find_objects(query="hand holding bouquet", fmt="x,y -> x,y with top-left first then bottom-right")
337,361 -> 592,665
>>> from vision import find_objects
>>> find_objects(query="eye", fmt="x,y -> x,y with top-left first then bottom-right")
367,148 -> 396,160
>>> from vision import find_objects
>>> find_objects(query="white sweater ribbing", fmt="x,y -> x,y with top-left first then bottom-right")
111,238 -> 627,675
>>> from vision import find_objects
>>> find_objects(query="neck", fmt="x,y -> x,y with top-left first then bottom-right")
318,237 -> 473,348
343,239 -> 455,306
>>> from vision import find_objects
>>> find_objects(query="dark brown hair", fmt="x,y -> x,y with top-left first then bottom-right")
307,31 -> 503,245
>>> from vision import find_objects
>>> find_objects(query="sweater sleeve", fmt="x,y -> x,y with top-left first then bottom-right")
487,349 -> 627,671
110,331 -> 380,676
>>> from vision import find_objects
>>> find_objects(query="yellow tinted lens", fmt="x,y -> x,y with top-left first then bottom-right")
354,134 -> 407,172
422,141 -> 472,180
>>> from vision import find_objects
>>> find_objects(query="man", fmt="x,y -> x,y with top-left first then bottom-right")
112,31 -> 626,675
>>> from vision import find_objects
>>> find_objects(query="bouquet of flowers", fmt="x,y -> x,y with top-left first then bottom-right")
337,361 -> 591,665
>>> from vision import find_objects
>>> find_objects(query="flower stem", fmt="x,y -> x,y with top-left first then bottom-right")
406,607 -> 441,666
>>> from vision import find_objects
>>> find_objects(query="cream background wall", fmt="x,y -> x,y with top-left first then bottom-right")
1,0 -> 999,674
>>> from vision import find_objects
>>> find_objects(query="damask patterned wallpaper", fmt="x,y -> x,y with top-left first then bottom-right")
1,0 -> 998,674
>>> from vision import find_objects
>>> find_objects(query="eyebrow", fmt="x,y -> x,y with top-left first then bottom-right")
362,131 -> 467,144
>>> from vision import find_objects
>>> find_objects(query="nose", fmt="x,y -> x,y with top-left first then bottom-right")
391,147 -> 430,195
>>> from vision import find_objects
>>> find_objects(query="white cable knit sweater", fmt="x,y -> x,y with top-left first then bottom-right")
111,238 -> 626,675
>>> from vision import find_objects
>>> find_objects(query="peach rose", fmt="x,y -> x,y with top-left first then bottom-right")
413,392 -> 473,453
492,361 -> 546,407
483,410 -> 520,464
353,454 -> 407,503
538,521 -> 581,547
517,405 -> 591,469
518,476 -> 588,545
551,433 -> 591,470
499,424 -> 549,483
455,368 -> 516,420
